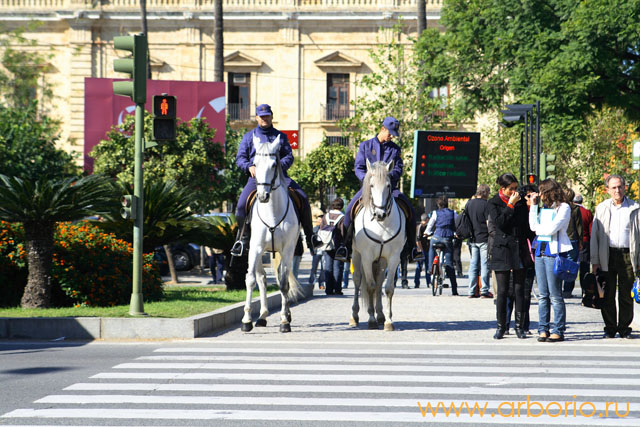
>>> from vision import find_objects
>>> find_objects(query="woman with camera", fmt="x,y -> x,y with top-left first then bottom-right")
487,173 -> 532,339
527,179 -> 572,342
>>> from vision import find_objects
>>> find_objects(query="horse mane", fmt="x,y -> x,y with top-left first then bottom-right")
361,161 -> 390,207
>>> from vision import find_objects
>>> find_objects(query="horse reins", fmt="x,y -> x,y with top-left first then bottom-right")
255,151 -> 291,257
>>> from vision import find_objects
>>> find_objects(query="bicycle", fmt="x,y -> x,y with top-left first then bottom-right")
430,241 -> 447,296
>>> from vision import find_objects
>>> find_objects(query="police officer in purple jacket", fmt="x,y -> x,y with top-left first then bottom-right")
230,104 -> 319,257
334,116 -> 423,262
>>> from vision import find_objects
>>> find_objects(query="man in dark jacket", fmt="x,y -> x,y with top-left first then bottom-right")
466,184 -> 492,298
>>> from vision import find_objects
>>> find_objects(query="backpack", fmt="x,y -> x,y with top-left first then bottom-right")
581,272 -> 605,309
455,206 -> 474,241
317,212 -> 344,251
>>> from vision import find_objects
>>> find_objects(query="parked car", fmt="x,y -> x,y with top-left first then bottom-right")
153,243 -> 201,275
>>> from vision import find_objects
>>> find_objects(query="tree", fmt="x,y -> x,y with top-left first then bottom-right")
288,141 -> 358,211
0,174 -> 114,308
423,0 -> 640,149
214,0 -> 224,82
217,119 -> 246,212
91,113 -> 225,211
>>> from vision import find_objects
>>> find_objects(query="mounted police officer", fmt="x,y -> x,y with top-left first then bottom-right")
231,104 -> 320,257
335,116 -> 424,263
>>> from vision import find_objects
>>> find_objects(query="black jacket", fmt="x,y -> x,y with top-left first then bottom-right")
487,194 -> 533,271
466,197 -> 489,243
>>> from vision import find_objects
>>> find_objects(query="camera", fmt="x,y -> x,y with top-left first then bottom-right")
517,187 -> 528,199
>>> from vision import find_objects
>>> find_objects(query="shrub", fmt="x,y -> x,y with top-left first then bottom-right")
0,221 -> 163,308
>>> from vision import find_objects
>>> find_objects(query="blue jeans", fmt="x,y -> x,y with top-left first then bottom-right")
309,253 -> 324,286
428,236 -> 454,268
343,263 -> 350,288
468,242 -> 490,295
535,255 -> 566,336
323,252 -> 344,294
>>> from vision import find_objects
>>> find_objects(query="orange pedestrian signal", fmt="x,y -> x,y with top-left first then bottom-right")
153,95 -> 176,118
160,98 -> 168,115
526,174 -> 537,185
152,94 -> 177,142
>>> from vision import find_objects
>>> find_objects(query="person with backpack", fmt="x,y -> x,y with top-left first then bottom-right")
465,184 -> 492,298
426,196 -> 459,295
320,198 -> 345,295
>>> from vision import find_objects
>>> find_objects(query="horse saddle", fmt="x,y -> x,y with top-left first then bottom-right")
245,188 -> 304,221
348,196 -> 412,221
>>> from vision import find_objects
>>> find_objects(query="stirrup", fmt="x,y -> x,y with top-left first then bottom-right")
334,246 -> 348,262
230,240 -> 245,257
410,248 -> 424,263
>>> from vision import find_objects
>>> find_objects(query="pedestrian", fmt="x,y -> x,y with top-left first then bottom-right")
487,173 -> 532,339
426,196 -> 459,295
591,174 -> 638,339
335,116 -> 423,263
308,215 -> 326,289
414,213 -> 431,288
292,234 -> 303,279
528,179 -> 571,343
231,104 -> 320,257
205,246 -> 225,284
573,194 -> 594,289
466,184 -> 492,298
452,236 -> 463,277
562,188 -> 583,298
321,198 -> 345,295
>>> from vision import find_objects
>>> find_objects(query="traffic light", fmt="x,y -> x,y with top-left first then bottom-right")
152,95 -> 177,142
121,195 -> 137,220
526,174 -> 538,186
113,34 -> 147,104
540,152 -> 556,181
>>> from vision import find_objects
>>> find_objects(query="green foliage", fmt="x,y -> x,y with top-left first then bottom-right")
0,25 -> 55,109
91,113 -> 225,211
0,221 -> 163,308
476,118 -> 522,194
428,0 -> 640,149
288,140 -> 358,209
0,102 -> 77,180
218,119 -> 247,209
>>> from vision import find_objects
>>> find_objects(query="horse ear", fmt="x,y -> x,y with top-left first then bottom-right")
366,158 -> 372,172
387,160 -> 394,172
252,134 -> 261,151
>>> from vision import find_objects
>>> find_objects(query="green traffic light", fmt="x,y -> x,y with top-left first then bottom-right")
112,34 -> 147,104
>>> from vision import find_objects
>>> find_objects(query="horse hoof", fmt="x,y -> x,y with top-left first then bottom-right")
241,322 -> 253,332
255,319 -> 267,327
280,323 -> 291,333
384,322 -> 395,331
377,316 -> 386,325
349,317 -> 359,327
368,321 -> 378,330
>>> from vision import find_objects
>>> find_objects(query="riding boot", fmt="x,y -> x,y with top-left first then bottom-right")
230,215 -> 250,257
515,312 -> 527,339
445,265 -> 458,295
494,305 -> 507,339
334,221 -> 354,262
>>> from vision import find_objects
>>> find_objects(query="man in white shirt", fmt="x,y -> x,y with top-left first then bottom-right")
591,174 -> 639,339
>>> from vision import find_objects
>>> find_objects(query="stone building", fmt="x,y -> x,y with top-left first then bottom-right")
0,0 -> 443,161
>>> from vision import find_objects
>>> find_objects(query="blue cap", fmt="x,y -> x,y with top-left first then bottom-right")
256,104 -> 273,116
382,116 -> 400,136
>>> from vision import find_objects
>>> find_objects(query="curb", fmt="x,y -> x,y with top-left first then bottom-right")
0,284 -> 314,340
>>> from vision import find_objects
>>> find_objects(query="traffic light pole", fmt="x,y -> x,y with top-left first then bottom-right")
130,102 -> 145,315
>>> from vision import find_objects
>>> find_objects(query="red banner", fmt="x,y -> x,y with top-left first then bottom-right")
282,130 -> 299,149
84,78 -> 225,171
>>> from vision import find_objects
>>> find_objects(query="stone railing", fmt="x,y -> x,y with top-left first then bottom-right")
0,0 -> 442,10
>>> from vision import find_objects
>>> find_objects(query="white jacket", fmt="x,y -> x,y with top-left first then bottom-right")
591,197 -> 640,272
528,203 -> 572,255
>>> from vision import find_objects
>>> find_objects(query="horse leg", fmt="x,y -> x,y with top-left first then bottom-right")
366,284 -> 377,329
374,259 -> 387,325
350,252 -> 362,327
241,250 -> 259,332
254,254 -> 268,327
278,254 -> 293,333
384,257 -> 399,331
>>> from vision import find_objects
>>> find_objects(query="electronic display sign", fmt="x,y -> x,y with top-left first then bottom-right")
410,130 -> 480,199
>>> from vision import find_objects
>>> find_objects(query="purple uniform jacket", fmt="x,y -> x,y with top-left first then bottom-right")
236,126 -> 293,177
354,136 -> 403,189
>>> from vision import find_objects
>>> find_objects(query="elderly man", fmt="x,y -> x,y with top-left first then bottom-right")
231,104 -> 319,257
591,174 -> 639,339
335,116 -> 423,263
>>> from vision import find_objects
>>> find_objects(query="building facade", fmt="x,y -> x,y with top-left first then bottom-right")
0,0 -> 443,162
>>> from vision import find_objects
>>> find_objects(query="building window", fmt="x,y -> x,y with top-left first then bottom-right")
326,136 -> 350,147
326,73 -> 350,120
228,72 -> 250,120
429,85 -> 450,108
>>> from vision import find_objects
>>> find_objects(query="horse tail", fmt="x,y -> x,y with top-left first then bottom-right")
273,252 -> 303,302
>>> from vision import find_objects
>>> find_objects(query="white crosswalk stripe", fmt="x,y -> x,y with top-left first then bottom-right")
2,343 -> 640,426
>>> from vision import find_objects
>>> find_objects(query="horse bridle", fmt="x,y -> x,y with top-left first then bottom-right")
254,150 -> 290,256
370,185 -> 393,219
362,194 -> 403,261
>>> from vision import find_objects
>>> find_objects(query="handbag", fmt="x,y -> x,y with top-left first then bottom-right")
552,234 -> 579,282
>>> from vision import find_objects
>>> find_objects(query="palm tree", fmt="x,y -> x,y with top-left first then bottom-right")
0,174 -> 115,308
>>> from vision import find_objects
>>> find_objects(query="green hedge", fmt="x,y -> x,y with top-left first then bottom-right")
0,221 -> 163,307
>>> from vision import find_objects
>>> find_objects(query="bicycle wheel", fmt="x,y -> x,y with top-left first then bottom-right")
431,271 -> 438,296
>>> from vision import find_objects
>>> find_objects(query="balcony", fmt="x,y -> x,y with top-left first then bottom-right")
227,103 -> 251,121
322,104 -> 353,121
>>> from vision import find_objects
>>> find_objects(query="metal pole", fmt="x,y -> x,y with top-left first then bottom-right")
130,102 -> 145,315
520,131 -> 524,183
524,112 -> 529,175
536,100 -> 541,178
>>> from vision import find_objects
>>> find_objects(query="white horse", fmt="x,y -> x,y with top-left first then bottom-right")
241,134 -> 302,333
350,160 -> 405,331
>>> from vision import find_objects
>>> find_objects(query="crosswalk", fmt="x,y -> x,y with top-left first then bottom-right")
2,342 -> 640,425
